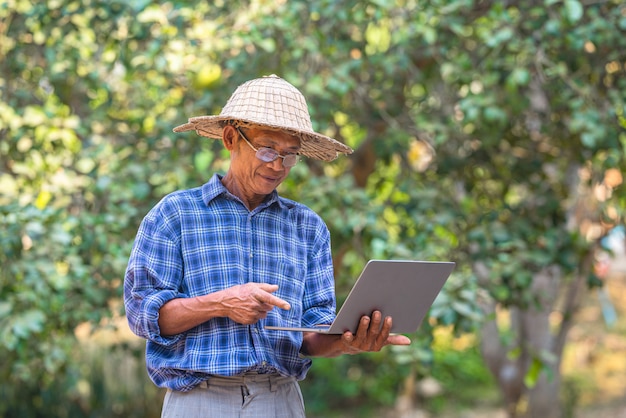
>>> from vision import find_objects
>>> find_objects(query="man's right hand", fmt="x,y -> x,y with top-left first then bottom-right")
158,282 -> 290,336
218,283 -> 291,325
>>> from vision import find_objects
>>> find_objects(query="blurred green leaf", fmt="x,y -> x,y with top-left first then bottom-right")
524,357 -> 543,388
564,0 -> 583,23
11,310 -> 46,338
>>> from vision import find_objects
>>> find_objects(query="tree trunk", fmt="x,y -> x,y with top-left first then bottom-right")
518,266 -> 561,418
526,368 -> 562,418
479,300 -> 525,417
477,264 -> 571,418
475,261 -> 525,417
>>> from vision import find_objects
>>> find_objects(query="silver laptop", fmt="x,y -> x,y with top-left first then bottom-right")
265,260 -> 455,334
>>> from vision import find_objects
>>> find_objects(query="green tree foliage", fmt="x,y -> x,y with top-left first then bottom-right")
1,0 -> 624,417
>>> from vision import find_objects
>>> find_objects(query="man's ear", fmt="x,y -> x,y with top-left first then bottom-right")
222,125 -> 238,151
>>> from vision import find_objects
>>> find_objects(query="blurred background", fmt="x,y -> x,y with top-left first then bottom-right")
1,0 -> 625,417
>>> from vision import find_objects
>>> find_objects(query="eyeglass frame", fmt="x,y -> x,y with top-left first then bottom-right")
236,127 -> 300,168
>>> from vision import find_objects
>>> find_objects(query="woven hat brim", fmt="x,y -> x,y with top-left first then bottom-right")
173,116 -> 353,162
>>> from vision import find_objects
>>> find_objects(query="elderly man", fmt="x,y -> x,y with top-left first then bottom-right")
124,75 -> 411,418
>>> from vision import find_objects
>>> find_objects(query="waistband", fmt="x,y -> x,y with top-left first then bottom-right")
197,373 -> 295,392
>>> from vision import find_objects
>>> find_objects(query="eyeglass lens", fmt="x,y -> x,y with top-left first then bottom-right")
256,148 -> 298,167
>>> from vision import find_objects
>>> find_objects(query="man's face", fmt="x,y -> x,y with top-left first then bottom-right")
229,126 -> 301,197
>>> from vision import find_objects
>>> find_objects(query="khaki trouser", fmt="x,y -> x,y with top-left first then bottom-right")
161,373 -> 306,418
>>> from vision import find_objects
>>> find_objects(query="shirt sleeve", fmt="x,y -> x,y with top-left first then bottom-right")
300,216 -> 337,327
123,197 -> 187,346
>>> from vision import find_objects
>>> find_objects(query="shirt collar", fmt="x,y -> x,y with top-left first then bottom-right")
202,173 -> 293,210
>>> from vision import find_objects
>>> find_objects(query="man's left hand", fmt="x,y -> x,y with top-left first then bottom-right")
339,311 -> 411,354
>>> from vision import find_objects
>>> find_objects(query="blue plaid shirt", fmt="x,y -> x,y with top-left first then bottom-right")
124,174 -> 337,392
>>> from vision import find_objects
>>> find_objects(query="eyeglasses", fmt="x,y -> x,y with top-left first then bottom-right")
237,128 -> 299,168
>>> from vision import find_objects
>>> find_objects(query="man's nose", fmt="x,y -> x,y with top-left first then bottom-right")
268,157 -> 285,170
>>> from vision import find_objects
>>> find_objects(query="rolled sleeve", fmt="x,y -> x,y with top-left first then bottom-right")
124,198 -> 186,345
126,286 -> 185,346
301,306 -> 336,328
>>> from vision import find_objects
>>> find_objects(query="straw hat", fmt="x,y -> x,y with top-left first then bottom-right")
173,75 -> 353,161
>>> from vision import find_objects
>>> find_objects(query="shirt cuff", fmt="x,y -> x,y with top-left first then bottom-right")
142,291 -> 186,346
